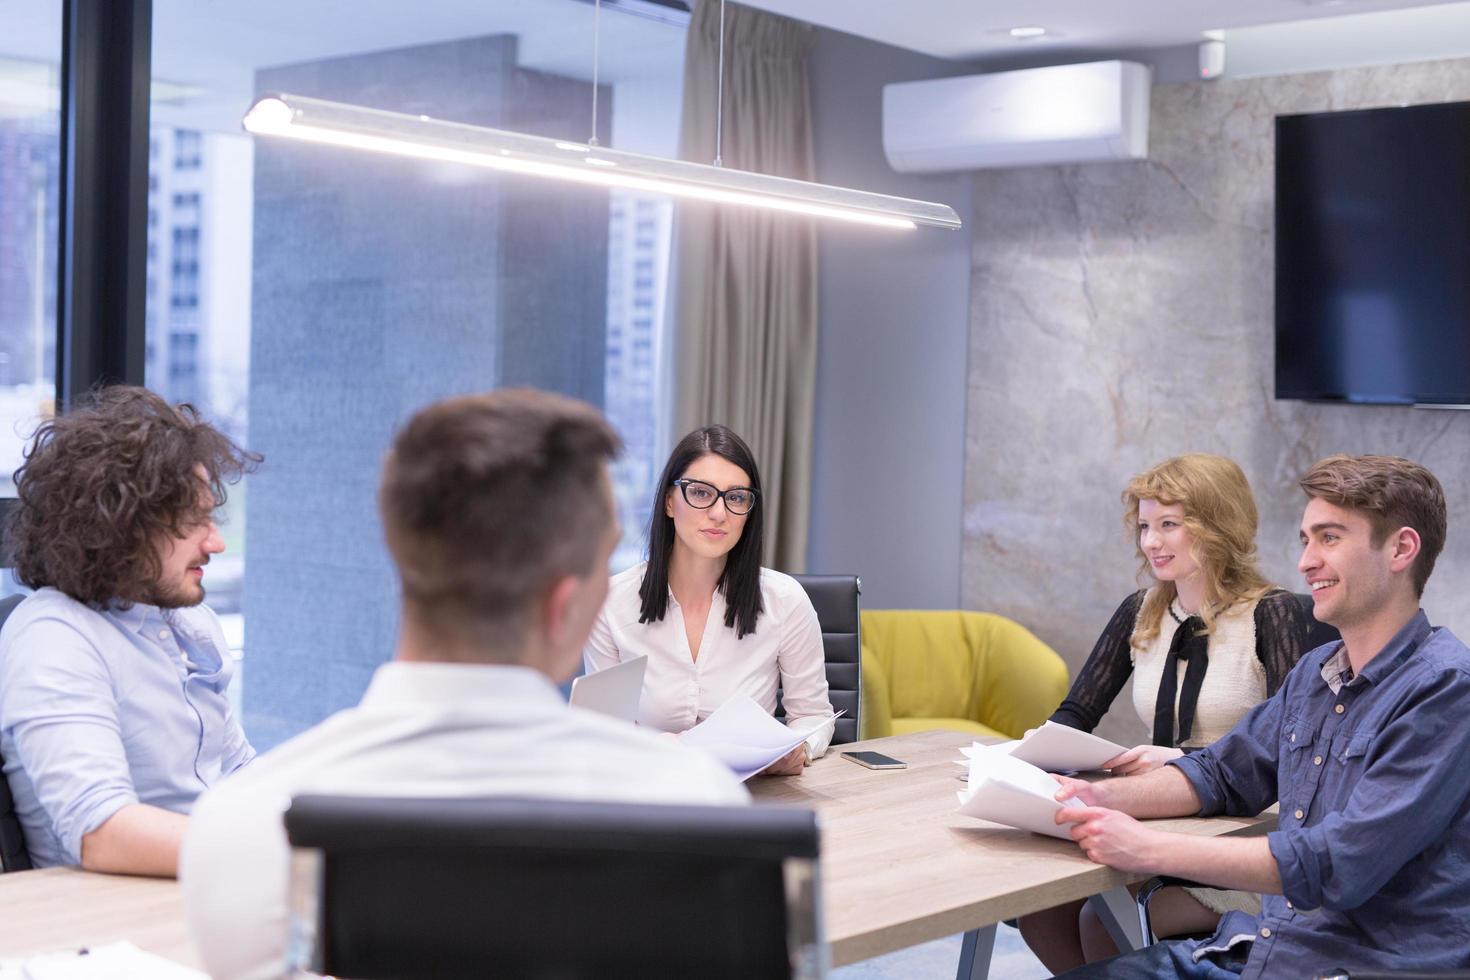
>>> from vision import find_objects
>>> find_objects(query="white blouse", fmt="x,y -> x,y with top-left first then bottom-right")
584,562 -> 836,759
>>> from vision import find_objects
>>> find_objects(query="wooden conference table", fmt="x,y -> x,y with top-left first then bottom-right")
0,729 -> 1272,976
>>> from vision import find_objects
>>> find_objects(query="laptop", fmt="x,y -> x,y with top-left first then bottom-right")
568,655 -> 647,723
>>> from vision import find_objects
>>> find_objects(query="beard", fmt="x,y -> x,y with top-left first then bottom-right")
146,566 -> 208,609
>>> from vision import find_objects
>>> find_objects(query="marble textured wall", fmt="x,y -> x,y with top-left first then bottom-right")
963,58 -> 1470,744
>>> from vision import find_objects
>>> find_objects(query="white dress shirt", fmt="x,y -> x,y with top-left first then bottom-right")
584,563 -> 836,760
179,661 -> 747,980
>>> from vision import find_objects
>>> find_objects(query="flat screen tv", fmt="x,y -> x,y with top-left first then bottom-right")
1275,101 -> 1470,405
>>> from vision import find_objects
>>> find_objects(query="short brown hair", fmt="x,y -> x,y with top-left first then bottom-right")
379,389 -> 620,652
1299,454 -> 1447,596
5,386 -> 260,608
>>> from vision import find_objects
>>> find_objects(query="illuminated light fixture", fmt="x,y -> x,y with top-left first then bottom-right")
242,93 -> 960,231
1008,26 -> 1048,39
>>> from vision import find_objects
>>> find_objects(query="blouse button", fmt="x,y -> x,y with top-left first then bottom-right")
1294,808 -> 1304,819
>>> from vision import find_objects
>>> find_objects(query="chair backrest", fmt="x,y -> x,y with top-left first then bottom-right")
0,592 -> 33,872
789,575 -> 861,745
859,610 -> 1069,740
284,795 -> 825,980
1294,593 -> 1343,652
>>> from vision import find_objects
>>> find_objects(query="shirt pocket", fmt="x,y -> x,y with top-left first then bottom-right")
1280,713 -> 1320,794
1332,729 -> 1374,767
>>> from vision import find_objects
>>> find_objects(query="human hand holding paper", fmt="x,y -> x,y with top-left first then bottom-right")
680,696 -> 841,780
955,745 -> 1084,840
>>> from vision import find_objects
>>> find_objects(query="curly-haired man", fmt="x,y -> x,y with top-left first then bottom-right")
0,386 -> 260,875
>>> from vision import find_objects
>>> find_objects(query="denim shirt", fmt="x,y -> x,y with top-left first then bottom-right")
0,588 -> 254,866
1171,611 -> 1470,979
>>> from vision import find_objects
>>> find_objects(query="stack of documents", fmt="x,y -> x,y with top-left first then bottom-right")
983,721 -> 1127,773
681,696 -> 842,780
0,941 -> 205,979
955,744 -> 1083,840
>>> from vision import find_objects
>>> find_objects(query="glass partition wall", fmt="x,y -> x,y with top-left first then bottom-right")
139,0 -> 685,743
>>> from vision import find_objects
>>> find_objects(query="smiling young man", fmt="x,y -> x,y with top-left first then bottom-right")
1051,454 -> 1470,979
0,386 -> 258,875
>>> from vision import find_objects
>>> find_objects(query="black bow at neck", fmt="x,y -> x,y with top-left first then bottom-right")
1152,613 -> 1209,748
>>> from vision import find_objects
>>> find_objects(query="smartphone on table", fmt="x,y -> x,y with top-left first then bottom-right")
841,750 -> 906,770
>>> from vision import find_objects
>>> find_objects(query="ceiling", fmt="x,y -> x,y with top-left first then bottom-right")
734,0 -> 1470,61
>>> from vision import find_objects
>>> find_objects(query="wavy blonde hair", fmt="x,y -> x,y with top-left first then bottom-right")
1125,454 -> 1273,651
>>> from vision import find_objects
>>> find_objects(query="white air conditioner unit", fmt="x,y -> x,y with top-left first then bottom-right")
882,60 -> 1151,173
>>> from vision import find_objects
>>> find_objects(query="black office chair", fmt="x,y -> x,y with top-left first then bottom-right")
0,592 -> 33,872
284,795 -> 825,979
789,574 -> 861,745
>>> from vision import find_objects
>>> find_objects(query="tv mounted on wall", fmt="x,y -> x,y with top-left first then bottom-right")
1275,100 -> 1470,405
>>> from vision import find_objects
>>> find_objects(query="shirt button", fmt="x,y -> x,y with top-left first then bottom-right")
1294,808 -> 1304,819
1334,704 -> 1345,714
158,628 -> 170,640
1289,733 -> 1296,743
1286,901 -> 1294,910
1260,927 -> 1272,938
1313,755 -> 1323,766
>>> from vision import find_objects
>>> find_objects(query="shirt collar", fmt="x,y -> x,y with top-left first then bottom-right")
106,598 -> 162,635
359,660 -> 567,709
1317,609 -> 1433,694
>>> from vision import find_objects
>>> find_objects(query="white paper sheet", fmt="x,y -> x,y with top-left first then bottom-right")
679,695 -> 843,780
1006,722 -> 1127,773
955,746 -> 1085,840
0,941 -> 205,980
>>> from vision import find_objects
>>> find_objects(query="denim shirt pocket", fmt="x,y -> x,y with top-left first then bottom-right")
1280,713 -> 1319,801
1334,730 -> 1374,766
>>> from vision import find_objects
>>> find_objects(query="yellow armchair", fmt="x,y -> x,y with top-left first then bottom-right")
859,610 -> 1070,741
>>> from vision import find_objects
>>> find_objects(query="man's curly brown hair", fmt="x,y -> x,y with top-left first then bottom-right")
4,386 -> 261,609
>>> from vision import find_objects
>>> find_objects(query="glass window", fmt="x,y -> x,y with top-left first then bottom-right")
148,0 -> 687,744
0,2 -> 62,503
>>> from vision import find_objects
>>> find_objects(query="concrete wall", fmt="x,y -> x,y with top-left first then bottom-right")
806,28 -> 976,610
962,57 -> 1470,744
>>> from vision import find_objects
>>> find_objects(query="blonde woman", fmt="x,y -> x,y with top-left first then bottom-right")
1018,454 -> 1309,973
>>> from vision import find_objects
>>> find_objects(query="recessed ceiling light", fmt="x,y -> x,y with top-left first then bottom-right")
1008,26 -> 1047,39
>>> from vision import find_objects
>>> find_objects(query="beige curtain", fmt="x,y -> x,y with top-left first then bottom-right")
673,0 -> 818,572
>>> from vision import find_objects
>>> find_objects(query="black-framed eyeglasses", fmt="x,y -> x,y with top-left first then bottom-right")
672,479 -> 758,515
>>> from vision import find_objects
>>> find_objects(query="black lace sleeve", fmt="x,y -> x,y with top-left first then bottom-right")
1048,591 -> 1146,733
1254,589 -> 1311,696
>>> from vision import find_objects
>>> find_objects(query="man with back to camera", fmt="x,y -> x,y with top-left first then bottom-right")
0,386 -> 258,875
1049,454 -> 1470,979
180,388 -> 749,980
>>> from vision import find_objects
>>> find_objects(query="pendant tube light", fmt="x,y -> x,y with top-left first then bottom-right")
242,93 -> 962,231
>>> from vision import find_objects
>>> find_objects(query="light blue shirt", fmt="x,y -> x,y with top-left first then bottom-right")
0,587 -> 253,867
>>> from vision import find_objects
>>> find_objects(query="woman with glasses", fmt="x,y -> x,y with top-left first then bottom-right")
1018,453 -> 1311,972
583,425 -> 835,775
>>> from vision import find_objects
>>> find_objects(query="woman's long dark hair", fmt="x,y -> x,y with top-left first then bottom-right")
638,425 -> 765,638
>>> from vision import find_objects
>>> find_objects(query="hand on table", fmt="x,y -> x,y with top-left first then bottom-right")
1054,805 -> 1163,875
1102,744 -> 1183,776
759,744 -> 807,777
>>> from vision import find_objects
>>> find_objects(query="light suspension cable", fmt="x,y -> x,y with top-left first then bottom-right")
242,93 -> 962,231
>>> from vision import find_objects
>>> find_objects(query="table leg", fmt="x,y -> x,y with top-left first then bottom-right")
1086,886 -> 1145,952
955,924 -> 997,980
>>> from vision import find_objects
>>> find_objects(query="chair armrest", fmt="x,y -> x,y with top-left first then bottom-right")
1135,875 -> 1211,945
